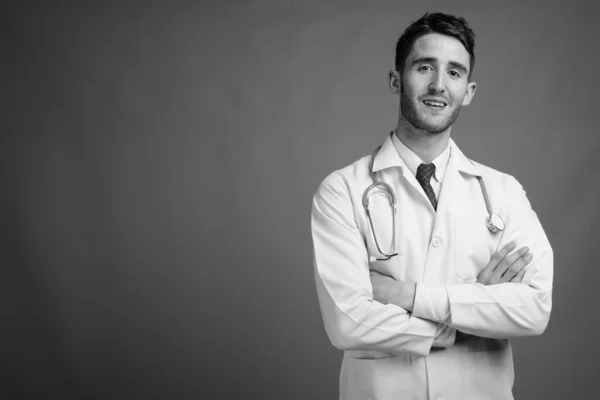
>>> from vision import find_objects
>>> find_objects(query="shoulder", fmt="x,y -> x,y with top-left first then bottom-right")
311,153 -> 373,224
313,153 -> 372,201
468,158 -> 524,193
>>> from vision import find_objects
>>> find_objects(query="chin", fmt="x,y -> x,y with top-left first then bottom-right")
401,106 -> 456,135
415,117 -> 452,134
426,128 -> 448,135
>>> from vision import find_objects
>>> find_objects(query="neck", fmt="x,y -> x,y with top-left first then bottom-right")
395,117 -> 451,163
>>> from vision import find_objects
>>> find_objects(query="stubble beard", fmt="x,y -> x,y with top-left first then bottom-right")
400,89 -> 462,135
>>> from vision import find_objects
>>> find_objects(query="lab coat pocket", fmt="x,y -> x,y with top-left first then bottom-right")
454,213 -> 495,282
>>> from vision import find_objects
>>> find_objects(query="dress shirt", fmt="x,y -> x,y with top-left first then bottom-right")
391,131 -> 450,199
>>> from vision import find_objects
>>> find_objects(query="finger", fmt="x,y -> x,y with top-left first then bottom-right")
483,241 -> 517,276
499,241 -> 518,255
497,247 -> 529,282
504,246 -> 530,267
500,247 -> 531,281
501,252 -> 533,283
493,246 -> 529,281
511,266 -> 527,283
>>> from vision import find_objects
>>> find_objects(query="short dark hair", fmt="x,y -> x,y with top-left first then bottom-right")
395,12 -> 476,79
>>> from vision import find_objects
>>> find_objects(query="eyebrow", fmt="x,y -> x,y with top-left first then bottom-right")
412,57 -> 469,75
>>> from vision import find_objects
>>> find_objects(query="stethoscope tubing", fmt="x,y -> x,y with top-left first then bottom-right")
364,145 -> 504,261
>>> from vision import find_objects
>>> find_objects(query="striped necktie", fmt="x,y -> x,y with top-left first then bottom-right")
416,163 -> 437,210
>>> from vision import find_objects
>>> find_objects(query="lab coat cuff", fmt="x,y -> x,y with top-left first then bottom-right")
445,284 -> 476,328
412,282 -> 450,323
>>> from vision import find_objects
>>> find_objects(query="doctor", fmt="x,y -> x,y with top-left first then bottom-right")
311,12 -> 553,400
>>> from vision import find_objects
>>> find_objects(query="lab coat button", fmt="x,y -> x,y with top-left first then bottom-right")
431,236 -> 443,247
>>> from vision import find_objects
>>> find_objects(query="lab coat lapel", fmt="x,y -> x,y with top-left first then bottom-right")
424,140 -> 480,282
372,133 -> 428,204
437,140 -> 481,214
373,134 -> 481,214
374,133 -> 441,207
371,133 -> 403,173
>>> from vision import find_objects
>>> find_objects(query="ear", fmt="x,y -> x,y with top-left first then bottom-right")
388,70 -> 401,94
461,81 -> 477,106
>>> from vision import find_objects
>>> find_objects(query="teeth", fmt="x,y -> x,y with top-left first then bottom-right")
424,101 -> 444,107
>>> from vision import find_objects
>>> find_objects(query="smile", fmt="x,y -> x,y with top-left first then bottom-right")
422,100 -> 447,109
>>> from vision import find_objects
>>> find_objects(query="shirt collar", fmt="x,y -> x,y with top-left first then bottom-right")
371,131 -> 482,178
391,132 -> 450,182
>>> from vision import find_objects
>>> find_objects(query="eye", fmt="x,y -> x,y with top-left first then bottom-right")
448,70 -> 461,78
418,65 -> 433,72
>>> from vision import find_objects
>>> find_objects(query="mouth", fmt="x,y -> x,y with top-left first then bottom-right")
421,98 -> 447,110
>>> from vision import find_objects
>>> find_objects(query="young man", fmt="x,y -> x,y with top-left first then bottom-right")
311,12 -> 553,400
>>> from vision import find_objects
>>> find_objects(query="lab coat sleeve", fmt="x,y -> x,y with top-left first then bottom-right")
312,172 -> 447,356
370,273 -> 456,347
412,176 -> 553,339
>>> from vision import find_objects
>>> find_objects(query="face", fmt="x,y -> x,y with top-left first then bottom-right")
390,33 -> 477,135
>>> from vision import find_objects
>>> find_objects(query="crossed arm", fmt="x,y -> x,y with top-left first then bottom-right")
312,172 -> 553,356
370,241 -> 532,312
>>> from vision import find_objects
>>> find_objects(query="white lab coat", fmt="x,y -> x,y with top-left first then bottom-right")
311,134 -> 553,400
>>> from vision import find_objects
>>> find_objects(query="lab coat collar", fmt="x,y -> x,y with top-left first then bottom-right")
448,138 -> 482,177
392,132 -> 450,183
371,132 -> 405,173
372,132 -> 482,178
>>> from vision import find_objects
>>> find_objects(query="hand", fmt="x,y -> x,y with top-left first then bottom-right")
370,270 -> 396,305
477,242 -> 533,285
370,270 -> 416,311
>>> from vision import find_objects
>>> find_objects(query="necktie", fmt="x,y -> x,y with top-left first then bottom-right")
416,163 -> 437,210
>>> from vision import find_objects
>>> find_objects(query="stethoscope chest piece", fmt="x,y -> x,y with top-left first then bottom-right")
365,140 -> 506,261
487,213 -> 505,233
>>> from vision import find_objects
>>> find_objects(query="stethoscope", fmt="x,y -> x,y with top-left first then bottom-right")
363,145 -> 505,261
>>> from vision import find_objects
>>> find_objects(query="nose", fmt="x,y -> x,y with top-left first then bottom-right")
428,71 -> 446,93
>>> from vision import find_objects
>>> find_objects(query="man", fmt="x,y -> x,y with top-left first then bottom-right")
311,12 -> 553,400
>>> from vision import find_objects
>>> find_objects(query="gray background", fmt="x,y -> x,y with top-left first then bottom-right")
3,1 -> 599,399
